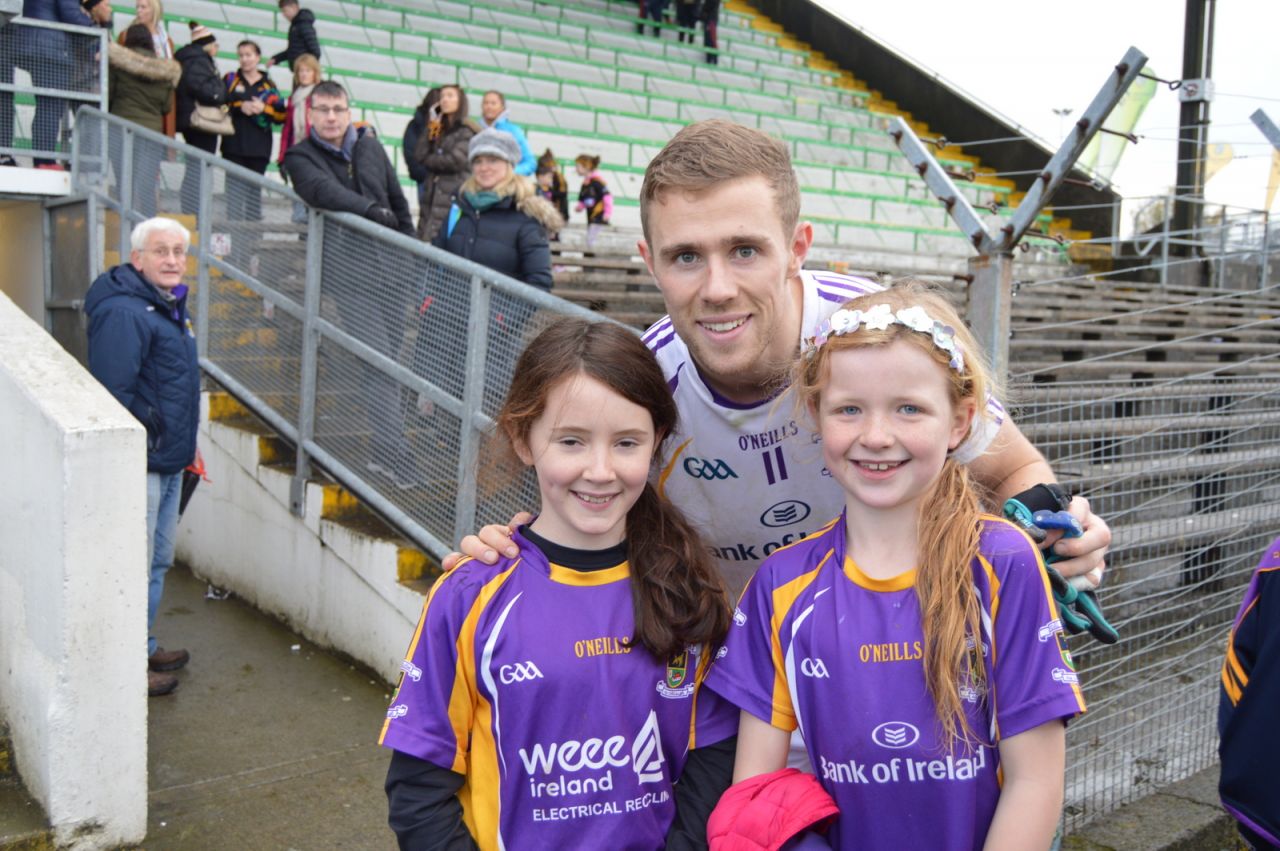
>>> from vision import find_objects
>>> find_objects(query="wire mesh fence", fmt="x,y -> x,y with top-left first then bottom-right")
70,108 -> 1280,834
0,16 -> 108,164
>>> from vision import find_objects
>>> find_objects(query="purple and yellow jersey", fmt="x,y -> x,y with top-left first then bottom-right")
705,513 -> 1086,851
1218,537 -> 1280,847
379,530 -> 737,851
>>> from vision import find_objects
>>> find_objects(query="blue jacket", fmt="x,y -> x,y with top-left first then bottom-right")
85,263 -> 200,474
481,112 -> 536,177
17,0 -> 94,65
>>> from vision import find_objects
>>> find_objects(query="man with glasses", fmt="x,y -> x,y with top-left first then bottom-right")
284,80 -> 412,234
85,217 -> 201,697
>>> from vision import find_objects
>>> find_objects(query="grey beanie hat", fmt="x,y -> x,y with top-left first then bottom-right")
468,127 -> 521,165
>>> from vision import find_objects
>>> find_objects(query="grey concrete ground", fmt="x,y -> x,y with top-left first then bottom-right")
146,563 -> 397,850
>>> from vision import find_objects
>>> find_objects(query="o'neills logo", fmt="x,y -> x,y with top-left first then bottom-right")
521,710 -> 666,801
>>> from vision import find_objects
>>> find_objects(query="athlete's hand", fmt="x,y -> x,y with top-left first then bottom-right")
1043,496 -> 1108,588
441,513 -> 532,570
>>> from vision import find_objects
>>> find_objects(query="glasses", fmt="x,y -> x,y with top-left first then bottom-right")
311,105 -> 349,116
146,247 -> 188,260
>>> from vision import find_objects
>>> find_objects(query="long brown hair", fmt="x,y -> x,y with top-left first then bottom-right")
496,320 -> 730,659
794,280 -> 998,749
439,84 -> 468,133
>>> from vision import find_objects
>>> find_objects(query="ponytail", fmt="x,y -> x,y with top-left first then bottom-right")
626,483 -> 730,660
915,458 -> 986,750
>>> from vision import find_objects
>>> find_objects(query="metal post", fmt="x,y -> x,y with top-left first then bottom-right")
1261,211 -> 1272,291
452,273 -> 491,545
1216,205 -> 1228,288
967,253 -> 1014,379
194,157 -> 212,344
1111,195 -> 1122,261
118,128 -> 133,261
1172,0 -> 1214,249
291,211 -> 324,516
1160,195 -> 1172,286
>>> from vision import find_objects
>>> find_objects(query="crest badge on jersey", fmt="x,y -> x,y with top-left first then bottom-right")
657,651 -> 695,699
1056,630 -> 1076,671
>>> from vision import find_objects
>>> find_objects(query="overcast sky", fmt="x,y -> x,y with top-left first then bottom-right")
815,0 -> 1279,226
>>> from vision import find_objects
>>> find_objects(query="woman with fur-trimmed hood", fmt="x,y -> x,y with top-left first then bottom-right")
109,23 -> 181,135
432,127 -> 564,291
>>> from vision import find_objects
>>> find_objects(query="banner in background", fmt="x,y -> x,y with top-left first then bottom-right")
1080,69 -> 1158,184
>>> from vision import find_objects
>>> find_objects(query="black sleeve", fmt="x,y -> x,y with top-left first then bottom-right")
385,750 -> 479,851
404,121 -> 427,184
271,46 -> 288,65
516,215 -> 552,291
285,147 -> 377,217
665,735 -> 736,851
301,20 -> 322,61
386,158 -> 415,236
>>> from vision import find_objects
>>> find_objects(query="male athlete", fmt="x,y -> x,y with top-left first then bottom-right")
455,120 -> 1110,591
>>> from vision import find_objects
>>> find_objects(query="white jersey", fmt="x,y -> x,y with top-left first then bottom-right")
643,270 -> 1003,595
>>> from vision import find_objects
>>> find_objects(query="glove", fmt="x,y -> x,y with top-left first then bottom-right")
367,206 -> 400,229
1003,484 -> 1120,645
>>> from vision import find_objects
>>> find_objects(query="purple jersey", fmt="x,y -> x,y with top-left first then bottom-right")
379,529 -> 737,850
706,514 -> 1086,851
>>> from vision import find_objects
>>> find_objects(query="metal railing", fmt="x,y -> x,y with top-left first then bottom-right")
68,108 -> 1280,835
71,108 -> 607,556
0,16 -> 108,163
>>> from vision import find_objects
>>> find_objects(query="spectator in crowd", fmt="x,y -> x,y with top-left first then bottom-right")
478,90 -> 535,177
412,83 -> 476,242
80,0 -> 115,28
221,40 -> 284,221
174,21 -> 223,214
573,153 -> 611,250
642,0 -> 669,36
1219,536 -> 1280,850
118,0 -> 176,135
107,23 -> 180,216
675,0 -> 700,42
403,86 -> 441,208
702,0 -> 720,64
277,52 -> 320,221
267,0 -> 320,69
534,148 -> 568,236
84,216 -> 200,698
9,0 -> 96,168
283,80 -> 411,233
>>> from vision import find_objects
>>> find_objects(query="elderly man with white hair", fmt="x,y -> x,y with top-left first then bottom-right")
85,216 -> 200,697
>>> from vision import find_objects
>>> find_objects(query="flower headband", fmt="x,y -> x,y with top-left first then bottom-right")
806,303 -> 966,372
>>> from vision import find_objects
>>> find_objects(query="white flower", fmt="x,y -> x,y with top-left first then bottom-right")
862,303 -> 895,331
895,305 -> 934,333
829,309 -> 861,334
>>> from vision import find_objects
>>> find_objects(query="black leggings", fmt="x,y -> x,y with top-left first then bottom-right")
222,152 -> 269,222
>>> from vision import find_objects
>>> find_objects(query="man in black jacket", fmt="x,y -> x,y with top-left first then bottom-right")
267,0 -> 320,69
283,81 -> 412,234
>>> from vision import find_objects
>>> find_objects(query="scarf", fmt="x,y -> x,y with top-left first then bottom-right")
463,190 -> 502,212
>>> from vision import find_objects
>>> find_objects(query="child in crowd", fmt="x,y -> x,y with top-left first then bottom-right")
705,282 -> 1087,850
1219,536 -> 1280,850
381,320 -> 738,850
574,153 -> 611,250
277,52 -> 320,222
535,148 -> 569,235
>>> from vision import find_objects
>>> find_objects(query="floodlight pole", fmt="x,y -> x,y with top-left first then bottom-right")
1248,109 -> 1278,288
888,46 -> 1148,378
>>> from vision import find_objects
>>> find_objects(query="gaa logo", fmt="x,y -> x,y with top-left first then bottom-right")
500,661 -> 544,684
800,657 -> 829,678
683,457 -> 738,480
870,721 -> 920,749
760,500 -> 811,528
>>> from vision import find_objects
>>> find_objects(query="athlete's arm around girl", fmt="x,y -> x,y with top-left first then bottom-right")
704,282 -> 1088,850
379,319 -> 737,850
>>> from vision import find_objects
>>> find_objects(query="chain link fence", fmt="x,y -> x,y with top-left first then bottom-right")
69,107 -> 1280,835
72,108 -> 603,555
0,15 -> 107,164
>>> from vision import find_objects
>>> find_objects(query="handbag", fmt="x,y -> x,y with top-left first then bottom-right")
190,103 -> 234,136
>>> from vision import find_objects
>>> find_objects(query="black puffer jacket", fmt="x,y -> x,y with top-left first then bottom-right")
431,188 -> 563,290
271,8 -> 321,67
174,42 -> 225,133
414,119 -> 476,242
284,124 -> 413,235
403,104 -> 429,186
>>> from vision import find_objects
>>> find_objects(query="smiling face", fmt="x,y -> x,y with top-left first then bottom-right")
472,154 -> 512,191
130,228 -> 188,290
816,340 -> 974,520
515,373 -> 657,550
481,91 -> 503,123
638,175 -> 810,404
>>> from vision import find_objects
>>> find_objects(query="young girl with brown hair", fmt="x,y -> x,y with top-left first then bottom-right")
705,282 -> 1087,850
381,319 -> 736,849
573,153 -> 611,249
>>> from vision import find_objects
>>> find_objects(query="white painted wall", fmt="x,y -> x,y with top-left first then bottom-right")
0,291 -> 148,849
177,403 -> 425,684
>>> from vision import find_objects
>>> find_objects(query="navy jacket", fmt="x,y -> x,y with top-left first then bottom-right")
85,263 -> 200,474
271,8 -> 322,67
17,0 -> 94,65
432,192 -> 561,291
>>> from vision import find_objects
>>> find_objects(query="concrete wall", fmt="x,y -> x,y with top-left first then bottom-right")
0,291 -> 148,848
177,405 -> 425,684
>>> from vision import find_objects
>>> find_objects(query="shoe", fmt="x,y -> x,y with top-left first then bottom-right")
149,647 -> 190,672
148,671 -> 179,697
0,155 -> 16,167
